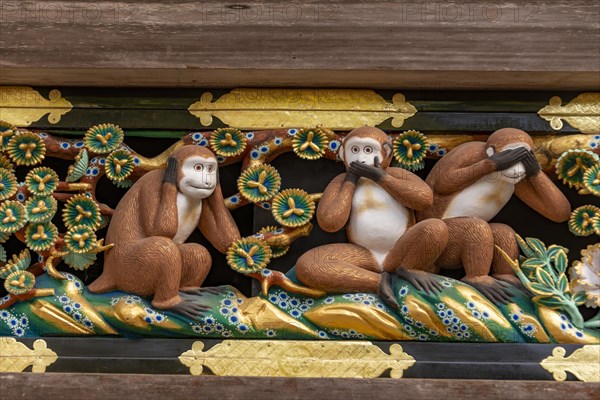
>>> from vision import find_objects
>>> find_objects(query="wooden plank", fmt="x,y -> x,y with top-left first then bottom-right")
1,1 -> 598,89
1,373 -> 599,400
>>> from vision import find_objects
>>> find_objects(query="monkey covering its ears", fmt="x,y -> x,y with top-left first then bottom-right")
416,128 -> 571,305
296,127 -> 449,310
88,145 -> 241,318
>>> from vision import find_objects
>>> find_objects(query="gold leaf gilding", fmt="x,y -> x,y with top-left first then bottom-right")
304,303 -> 411,340
189,89 -> 416,130
0,337 -> 57,372
179,340 -> 415,378
538,93 -> 600,133
540,345 -> 600,382
0,86 -> 73,126
239,297 -> 319,338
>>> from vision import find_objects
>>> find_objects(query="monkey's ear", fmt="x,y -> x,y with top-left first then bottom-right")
383,142 -> 393,159
486,147 -> 495,157
338,144 -> 345,162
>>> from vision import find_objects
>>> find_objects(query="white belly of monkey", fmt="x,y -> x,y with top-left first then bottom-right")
443,175 -> 514,221
348,178 -> 411,269
173,193 -> 203,244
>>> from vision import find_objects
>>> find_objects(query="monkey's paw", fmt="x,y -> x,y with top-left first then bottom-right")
461,275 -> 514,306
378,272 -> 401,311
170,294 -> 212,320
180,287 -> 226,296
396,269 -> 444,297
493,274 -> 532,297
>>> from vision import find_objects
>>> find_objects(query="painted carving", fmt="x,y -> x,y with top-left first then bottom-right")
417,128 -> 572,304
88,146 -> 241,318
0,121 -> 599,344
295,127 -> 448,309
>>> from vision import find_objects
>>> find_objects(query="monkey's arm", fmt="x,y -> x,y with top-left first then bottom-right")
515,173 -> 571,223
139,176 -> 179,238
316,173 -> 356,232
199,184 -> 241,253
427,144 -> 497,195
380,168 -> 433,211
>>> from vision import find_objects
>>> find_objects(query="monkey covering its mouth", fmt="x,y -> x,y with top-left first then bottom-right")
296,126 -> 449,310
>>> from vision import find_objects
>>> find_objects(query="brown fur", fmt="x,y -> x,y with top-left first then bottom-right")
296,127 -> 448,294
88,146 -> 241,309
417,128 -> 571,282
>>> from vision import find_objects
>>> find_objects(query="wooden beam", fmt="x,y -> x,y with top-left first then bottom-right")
1,1 -> 598,89
2,373 -> 600,400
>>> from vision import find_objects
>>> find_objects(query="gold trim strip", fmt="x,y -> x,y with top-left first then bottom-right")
0,86 -> 73,127
538,93 -> 600,133
179,340 -> 415,378
0,337 -> 58,373
189,89 -> 416,130
540,345 -> 600,382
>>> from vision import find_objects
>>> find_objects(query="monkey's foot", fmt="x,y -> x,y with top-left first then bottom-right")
180,286 -> 225,296
247,270 -> 326,298
378,272 -> 400,311
461,275 -> 514,306
169,294 -> 212,320
396,269 -> 444,296
493,274 -> 531,296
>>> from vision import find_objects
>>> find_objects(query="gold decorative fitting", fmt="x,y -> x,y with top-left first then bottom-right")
538,93 -> 600,133
0,337 -> 57,372
0,86 -> 73,126
540,345 -> 600,382
189,89 -> 417,130
179,340 -> 415,378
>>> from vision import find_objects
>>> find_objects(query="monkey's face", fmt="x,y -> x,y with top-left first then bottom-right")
486,142 -> 529,184
340,137 -> 387,168
178,156 -> 218,199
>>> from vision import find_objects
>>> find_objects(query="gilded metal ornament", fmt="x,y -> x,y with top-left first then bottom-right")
540,345 -> 600,382
179,340 -> 415,378
188,89 -> 417,130
0,87 -> 73,126
538,93 -> 600,133
0,337 -> 57,372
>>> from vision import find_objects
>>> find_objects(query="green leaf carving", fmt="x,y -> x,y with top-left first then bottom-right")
528,282 -> 555,296
573,292 -> 588,306
546,244 -> 568,259
552,250 -> 568,274
557,273 -> 568,293
533,295 -> 565,309
63,251 -> 97,271
535,268 -> 555,288
516,235 -> 535,258
526,237 -> 547,259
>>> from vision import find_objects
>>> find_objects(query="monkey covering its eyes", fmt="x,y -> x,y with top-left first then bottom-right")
88,145 -> 241,318
416,128 -> 571,305
295,127 -> 449,310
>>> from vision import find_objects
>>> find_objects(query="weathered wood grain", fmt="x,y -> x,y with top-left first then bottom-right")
1,373 -> 599,400
0,1 -> 598,88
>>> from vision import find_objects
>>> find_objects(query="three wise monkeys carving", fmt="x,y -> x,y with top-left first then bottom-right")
89,127 -> 571,316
